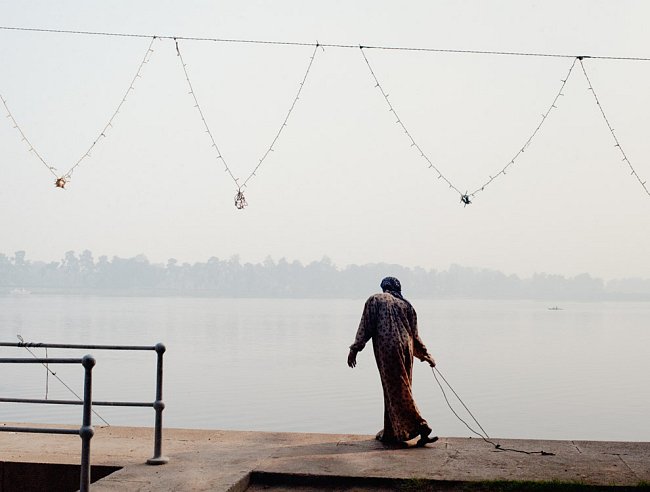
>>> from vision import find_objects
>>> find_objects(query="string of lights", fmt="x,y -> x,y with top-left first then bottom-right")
1,25 -> 649,204
175,38 -> 320,208
360,47 -> 463,199
578,58 -> 649,197
61,36 -> 157,185
239,43 -> 321,190
2,26 -> 650,62
469,57 -> 578,197
360,48 -> 580,204
174,39 -> 241,195
1,94 -> 58,178
1,36 -> 156,188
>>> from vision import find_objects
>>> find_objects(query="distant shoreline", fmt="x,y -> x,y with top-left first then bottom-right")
3,287 -> 650,302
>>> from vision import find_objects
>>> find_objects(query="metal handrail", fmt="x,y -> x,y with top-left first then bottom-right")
0,355 -> 95,492
0,341 -> 168,465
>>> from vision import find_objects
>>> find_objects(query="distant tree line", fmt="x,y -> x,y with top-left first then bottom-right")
1,250 -> 650,300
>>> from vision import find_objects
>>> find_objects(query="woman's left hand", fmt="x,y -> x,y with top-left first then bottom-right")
423,354 -> 436,367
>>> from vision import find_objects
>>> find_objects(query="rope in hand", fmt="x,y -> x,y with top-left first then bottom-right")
431,365 -> 554,456
16,335 -> 111,426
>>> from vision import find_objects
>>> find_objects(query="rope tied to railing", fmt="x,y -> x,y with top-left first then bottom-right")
16,334 -> 111,426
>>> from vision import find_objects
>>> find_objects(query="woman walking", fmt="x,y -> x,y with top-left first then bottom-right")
348,277 -> 438,446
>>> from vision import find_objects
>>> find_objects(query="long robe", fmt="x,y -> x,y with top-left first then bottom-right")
350,292 -> 430,442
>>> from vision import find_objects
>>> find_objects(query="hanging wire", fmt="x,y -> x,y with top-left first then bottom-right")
360,46 -> 463,197
469,57 -> 578,197
1,94 -> 58,178
175,38 -> 320,207
174,38 -> 241,191
62,36 -> 157,182
16,335 -> 110,426
578,58 -> 650,197
2,26 -> 650,62
239,42 -> 321,189
1,37 -> 156,186
432,366 -> 554,456
361,49 -> 581,202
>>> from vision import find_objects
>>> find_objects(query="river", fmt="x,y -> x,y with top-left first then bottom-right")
0,296 -> 648,441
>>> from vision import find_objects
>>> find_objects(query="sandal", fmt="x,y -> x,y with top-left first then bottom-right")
416,435 -> 439,447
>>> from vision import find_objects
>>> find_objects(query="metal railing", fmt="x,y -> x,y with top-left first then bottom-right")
0,342 -> 169,482
0,354 -> 96,492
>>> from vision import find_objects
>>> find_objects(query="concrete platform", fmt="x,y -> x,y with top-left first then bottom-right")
1,424 -> 649,490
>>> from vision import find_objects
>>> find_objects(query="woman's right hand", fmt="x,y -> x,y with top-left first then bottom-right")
347,349 -> 358,368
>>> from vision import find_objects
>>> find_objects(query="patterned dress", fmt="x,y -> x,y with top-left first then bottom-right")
350,292 -> 431,442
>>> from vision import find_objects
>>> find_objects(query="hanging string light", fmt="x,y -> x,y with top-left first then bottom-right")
469,57 -> 577,197
174,38 -> 241,195
578,58 -> 649,197
61,36 -> 157,183
238,42 -> 321,191
1,36 -> 157,187
1,94 -> 59,178
2,24 -> 649,204
359,46 -> 463,198
174,38 -> 320,208
360,47 -> 579,204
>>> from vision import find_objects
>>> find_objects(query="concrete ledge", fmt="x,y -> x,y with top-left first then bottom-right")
0,461 -> 119,491
1,424 -> 648,491
248,471 -> 649,491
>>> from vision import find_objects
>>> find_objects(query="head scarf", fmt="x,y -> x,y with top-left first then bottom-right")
380,276 -> 410,306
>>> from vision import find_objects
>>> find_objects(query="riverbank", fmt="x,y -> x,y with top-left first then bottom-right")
1,425 -> 649,490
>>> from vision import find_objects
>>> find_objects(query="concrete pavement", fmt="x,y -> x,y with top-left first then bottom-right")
1,424 -> 649,490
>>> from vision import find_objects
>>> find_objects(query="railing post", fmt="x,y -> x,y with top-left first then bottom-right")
79,355 -> 96,492
146,342 -> 169,465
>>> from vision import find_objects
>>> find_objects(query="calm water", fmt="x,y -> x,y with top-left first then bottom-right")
0,296 -> 648,441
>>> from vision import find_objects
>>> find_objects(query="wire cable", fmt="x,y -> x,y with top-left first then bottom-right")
2,26 -> 650,61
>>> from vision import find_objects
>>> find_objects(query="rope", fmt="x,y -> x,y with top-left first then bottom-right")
431,366 -> 554,456
16,335 -> 110,426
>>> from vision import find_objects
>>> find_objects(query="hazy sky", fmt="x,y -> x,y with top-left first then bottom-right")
1,1 -> 649,280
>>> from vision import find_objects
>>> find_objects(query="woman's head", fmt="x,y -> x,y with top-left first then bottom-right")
380,277 -> 402,293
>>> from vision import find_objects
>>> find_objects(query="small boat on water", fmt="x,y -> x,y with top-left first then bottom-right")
9,288 -> 31,295
547,306 -> 562,310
